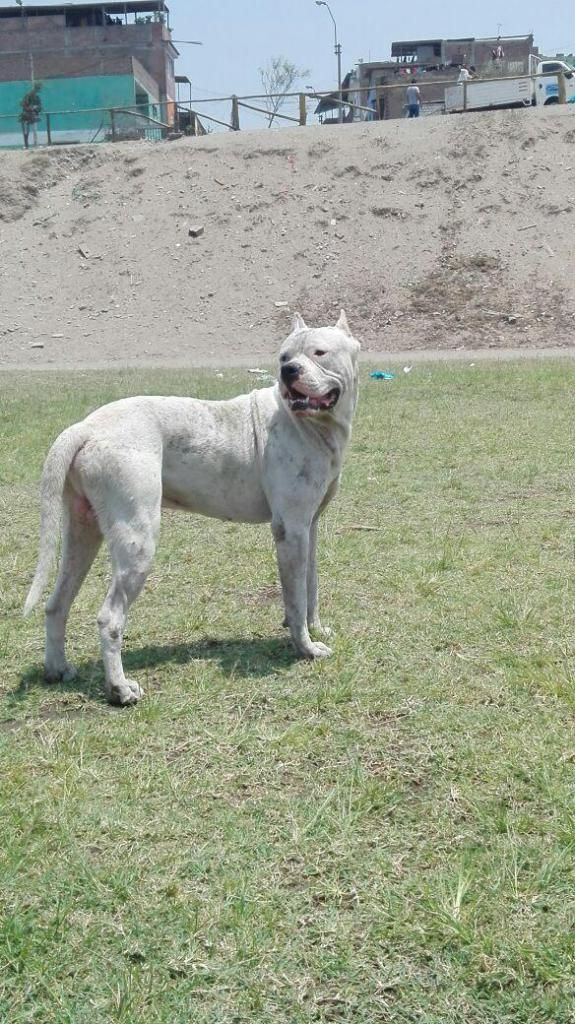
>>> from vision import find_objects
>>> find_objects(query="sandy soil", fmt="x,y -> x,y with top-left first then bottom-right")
1,104 -> 574,369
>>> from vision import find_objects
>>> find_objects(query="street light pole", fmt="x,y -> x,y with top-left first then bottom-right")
315,1 -> 342,123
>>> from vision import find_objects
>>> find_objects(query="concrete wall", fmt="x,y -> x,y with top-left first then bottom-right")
360,65 -> 460,119
444,37 -> 534,75
0,73 -> 138,144
132,57 -> 160,103
0,72 -> 136,120
0,13 -> 175,100
0,48 -> 136,85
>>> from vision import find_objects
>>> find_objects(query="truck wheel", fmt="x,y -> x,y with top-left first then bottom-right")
544,97 -> 559,105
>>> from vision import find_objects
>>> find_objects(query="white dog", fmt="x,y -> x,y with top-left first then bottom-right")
24,312 -> 360,705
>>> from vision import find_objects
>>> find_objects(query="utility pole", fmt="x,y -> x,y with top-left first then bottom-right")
315,1 -> 343,123
336,38 -> 342,123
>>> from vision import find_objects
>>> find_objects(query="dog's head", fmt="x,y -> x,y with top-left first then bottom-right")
278,311 -> 360,426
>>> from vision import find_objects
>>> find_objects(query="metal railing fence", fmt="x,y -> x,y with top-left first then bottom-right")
1,71 -> 571,149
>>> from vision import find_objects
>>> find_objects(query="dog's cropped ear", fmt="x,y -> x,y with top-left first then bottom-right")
292,312 -> 307,332
337,308 -> 360,353
336,309 -> 351,336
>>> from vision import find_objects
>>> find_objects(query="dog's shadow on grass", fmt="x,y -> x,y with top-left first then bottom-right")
11,635 -> 299,712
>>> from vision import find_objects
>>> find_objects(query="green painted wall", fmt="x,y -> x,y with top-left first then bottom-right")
0,74 -> 145,140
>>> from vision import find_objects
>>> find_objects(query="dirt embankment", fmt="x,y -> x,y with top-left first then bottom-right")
1,106 -> 574,368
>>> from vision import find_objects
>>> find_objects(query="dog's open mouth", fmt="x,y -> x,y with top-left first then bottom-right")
283,384 -> 341,414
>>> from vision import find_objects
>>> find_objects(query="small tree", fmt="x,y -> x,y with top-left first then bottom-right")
259,56 -> 310,127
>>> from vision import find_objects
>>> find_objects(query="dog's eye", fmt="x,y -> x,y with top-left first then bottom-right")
314,349 -> 326,357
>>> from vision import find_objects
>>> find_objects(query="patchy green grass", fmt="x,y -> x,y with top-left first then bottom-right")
2,360 -> 575,1023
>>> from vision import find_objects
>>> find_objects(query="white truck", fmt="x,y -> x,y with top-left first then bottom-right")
444,58 -> 575,113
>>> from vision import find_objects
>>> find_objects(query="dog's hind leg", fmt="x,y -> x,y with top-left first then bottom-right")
95,466 -> 162,706
44,491 -> 102,683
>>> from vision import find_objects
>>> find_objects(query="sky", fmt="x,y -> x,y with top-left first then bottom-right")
21,0 -> 575,127
169,0 -> 573,98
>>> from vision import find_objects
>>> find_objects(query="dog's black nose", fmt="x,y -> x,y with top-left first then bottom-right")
281,362 -> 301,384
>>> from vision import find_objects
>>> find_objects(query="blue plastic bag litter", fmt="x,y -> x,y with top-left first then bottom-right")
370,371 -> 395,380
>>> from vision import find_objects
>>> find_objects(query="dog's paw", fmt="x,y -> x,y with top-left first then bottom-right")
108,679 -> 145,706
303,641 -> 333,659
44,662 -> 78,684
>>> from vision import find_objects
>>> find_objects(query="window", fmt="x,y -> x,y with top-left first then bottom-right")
66,9 -> 105,28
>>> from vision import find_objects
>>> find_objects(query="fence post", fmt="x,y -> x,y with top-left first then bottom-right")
558,72 -> 567,104
46,112 -> 52,146
231,95 -> 240,130
110,108 -> 116,141
299,93 -> 307,125
463,79 -> 468,111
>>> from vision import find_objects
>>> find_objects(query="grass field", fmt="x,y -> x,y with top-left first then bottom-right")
2,360 -> 575,1023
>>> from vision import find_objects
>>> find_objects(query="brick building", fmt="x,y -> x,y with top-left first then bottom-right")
0,1 -> 179,145
358,34 -> 536,119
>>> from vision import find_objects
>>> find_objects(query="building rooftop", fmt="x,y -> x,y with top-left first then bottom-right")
391,33 -> 533,57
0,1 -> 169,17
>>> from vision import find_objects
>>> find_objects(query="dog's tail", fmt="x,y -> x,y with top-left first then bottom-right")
23,423 -> 87,616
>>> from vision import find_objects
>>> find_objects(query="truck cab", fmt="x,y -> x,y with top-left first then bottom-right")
531,57 -> 574,77
530,56 -> 575,105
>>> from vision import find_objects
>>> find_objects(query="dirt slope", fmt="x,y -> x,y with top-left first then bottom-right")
1,105 -> 574,368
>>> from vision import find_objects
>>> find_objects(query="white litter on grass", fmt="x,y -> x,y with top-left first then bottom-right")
403,366 -> 413,374
248,368 -> 275,382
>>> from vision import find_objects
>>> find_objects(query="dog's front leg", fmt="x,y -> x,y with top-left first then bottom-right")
272,517 -> 332,659
306,515 -> 332,639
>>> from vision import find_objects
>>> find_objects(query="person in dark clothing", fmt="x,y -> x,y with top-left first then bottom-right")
19,83 -> 42,149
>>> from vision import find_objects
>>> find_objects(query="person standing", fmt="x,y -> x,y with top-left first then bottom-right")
406,81 -> 421,118
458,64 -> 472,83
19,83 -> 42,149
